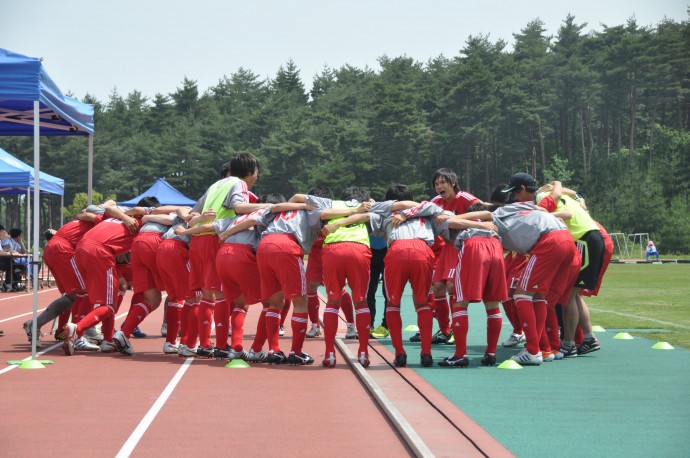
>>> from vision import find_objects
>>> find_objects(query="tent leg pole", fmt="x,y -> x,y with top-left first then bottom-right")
31,101 -> 41,362
88,134 -> 93,206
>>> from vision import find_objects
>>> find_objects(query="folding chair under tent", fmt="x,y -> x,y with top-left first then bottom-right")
0,48 -> 95,368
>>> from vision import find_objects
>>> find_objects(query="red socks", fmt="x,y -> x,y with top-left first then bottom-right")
451,308 -> 469,357
121,300 -> 153,338
385,306 -> 403,355
515,295 -> 539,355
165,301 -> 183,345
197,299 -> 215,348
231,306 -> 247,351
323,305 -> 340,355
250,307 -> 268,352
290,312 -> 308,354
213,299 -> 229,349
341,290 -> 354,323
486,308 -> 502,355
76,305 -> 113,338
433,295 -> 451,334
265,309 -> 281,352
416,305 -> 433,355
307,293 -> 320,325
502,298 -> 522,334
354,303 -> 370,354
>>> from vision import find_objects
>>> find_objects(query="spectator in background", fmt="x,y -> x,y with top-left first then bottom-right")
1,227 -> 27,291
646,241 -> 660,261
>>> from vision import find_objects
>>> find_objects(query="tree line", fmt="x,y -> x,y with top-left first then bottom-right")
2,14 -> 690,252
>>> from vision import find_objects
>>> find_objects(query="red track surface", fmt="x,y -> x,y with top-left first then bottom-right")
0,289 -> 512,457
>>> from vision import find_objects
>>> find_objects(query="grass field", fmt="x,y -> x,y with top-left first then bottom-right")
585,263 -> 690,349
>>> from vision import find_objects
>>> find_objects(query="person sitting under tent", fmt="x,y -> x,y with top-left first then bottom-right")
646,241 -> 660,261
0,226 -> 28,291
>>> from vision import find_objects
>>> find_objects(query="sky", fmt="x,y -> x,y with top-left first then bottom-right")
1,0 -> 687,103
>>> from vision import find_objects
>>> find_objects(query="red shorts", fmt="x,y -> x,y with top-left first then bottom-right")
131,232 -> 164,293
322,242 -> 372,302
455,237 -> 507,303
216,243 -> 262,304
117,263 -> 132,284
581,223 -> 613,297
519,230 -> 581,301
43,237 -> 85,294
504,252 -> 527,291
305,240 -> 324,284
256,234 -> 306,300
384,239 -> 434,306
433,242 -> 458,283
74,241 -> 119,308
156,239 -> 192,302
189,234 -> 221,292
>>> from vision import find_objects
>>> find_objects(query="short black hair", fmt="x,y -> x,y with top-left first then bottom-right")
431,168 -> 460,192
384,184 -> 413,201
220,161 -> 232,178
229,153 -> 260,179
467,202 -> 502,213
9,228 -> 22,238
341,186 -> 369,202
136,196 -> 161,207
258,193 -> 286,204
44,229 -> 55,241
307,184 -> 334,199
490,183 -> 509,204
0,225 -> 5,232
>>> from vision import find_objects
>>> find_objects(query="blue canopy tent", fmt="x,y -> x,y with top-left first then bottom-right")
0,146 -> 65,195
119,178 -> 196,207
0,48 -> 95,365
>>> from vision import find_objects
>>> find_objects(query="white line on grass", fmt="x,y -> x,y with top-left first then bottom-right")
589,307 -> 690,330
115,358 -> 194,458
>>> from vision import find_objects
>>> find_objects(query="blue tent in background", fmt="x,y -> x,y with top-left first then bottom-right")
0,147 -> 64,195
119,178 -> 196,207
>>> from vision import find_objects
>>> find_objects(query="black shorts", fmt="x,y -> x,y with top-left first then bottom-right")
574,230 -> 605,290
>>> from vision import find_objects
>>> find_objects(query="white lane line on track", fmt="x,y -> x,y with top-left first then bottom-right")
589,307 -> 690,331
0,287 -> 57,302
116,358 -> 194,458
0,308 -> 49,323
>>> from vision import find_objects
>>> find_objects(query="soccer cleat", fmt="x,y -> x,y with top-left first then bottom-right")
178,345 -> 198,357
306,324 -> 322,338
113,330 -> 135,356
246,349 -> 268,363
266,350 -> 287,364
510,348 -> 542,366
542,351 -> 555,362
161,322 -> 167,337
439,354 -> 470,368
393,353 -> 407,367
358,352 -> 370,368
371,325 -> 390,338
431,330 -> 452,345
214,345 -> 231,359
75,336 -> 100,352
287,351 -> 315,365
62,323 -> 77,356
481,353 -> 497,366
409,332 -> 421,343
502,332 -> 526,348
577,338 -> 601,355
163,342 -> 179,354
553,350 -> 564,360
560,343 -> 578,358
54,328 -> 65,341
22,320 -> 33,342
100,341 -> 117,353
345,323 -> 357,339
279,326 -> 285,337
132,327 -> 147,338
228,349 -> 248,361
84,327 -> 104,345
195,346 -> 215,358
420,353 -> 434,367
322,352 -> 337,368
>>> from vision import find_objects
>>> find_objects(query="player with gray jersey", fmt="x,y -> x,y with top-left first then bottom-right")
445,201 -> 581,365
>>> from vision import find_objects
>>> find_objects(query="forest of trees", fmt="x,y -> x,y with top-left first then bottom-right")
2,14 -> 690,252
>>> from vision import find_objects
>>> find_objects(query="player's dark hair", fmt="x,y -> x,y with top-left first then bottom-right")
136,196 -> 160,208
9,228 -> 22,239
307,184 -> 334,199
467,202 -> 503,213
259,193 -> 286,204
220,161 -> 232,178
229,153 -> 260,179
490,183 -> 509,204
44,229 -> 55,241
431,168 -> 459,192
341,186 -> 369,202
384,184 -> 413,201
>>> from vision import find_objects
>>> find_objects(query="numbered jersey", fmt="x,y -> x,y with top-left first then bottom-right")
256,206 -> 323,252
79,215 -> 143,255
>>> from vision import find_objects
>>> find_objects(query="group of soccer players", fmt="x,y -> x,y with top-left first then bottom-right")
23,151 -> 611,368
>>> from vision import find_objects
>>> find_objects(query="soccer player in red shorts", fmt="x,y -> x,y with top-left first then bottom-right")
322,185 -> 439,368
427,168 -> 480,344
62,201 -> 149,356
437,202 -> 508,368
448,199 -> 581,366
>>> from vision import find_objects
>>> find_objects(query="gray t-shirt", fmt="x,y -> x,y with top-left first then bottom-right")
492,202 -> 566,254
369,201 -> 444,247
212,208 -> 269,250
256,205 -> 323,253
162,216 -> 190,244
192,177 -> 247,214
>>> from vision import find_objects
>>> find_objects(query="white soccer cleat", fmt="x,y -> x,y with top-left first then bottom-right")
113,330 -> 135,356
345,323 -> 357,339
163,341 -> 179,354
306,323 -> 321,338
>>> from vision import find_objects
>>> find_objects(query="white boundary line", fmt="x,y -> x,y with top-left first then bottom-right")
0,307 -> 48,323
589,307 -> 690,331
0,287 -> 57,302
115,358 -> 194,458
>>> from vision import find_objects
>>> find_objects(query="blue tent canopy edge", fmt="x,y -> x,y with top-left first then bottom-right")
0,146 -> 64,195
119,178 -> 196,207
